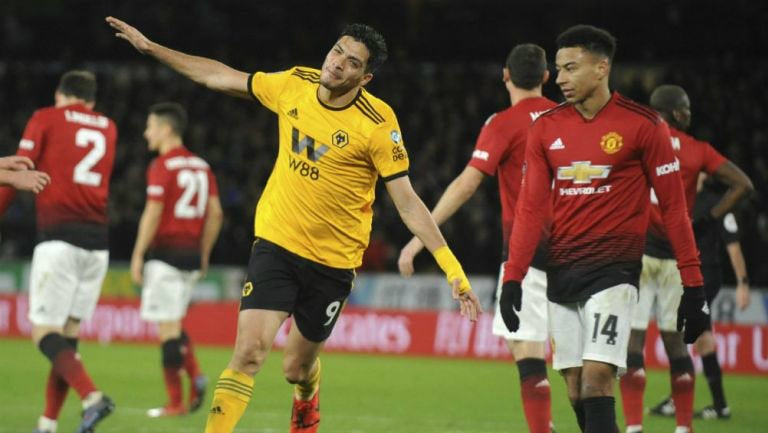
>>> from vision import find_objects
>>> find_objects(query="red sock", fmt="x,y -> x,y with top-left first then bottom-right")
671,371 -> 695,429
43,368 -> 69,419
521,375 -> 551,433
619,367 -> 646,427
517,359 -> 551,433
180,332 -> 202,379
163,366 -> 184,407
52,350 -> 97,399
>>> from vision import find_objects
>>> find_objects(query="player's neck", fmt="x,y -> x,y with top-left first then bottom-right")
573,86 -> 612,119
510,87 -> 542,106
317,85 -> 360,108
159,140 -> 183,155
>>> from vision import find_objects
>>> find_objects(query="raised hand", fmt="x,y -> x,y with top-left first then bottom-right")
106,16 -> 154,54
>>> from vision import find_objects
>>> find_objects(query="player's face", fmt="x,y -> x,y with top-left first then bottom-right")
320,36 -> 373,93
144,114 -> 164,151
555,47 -> 608,103
674,95 -> 692,130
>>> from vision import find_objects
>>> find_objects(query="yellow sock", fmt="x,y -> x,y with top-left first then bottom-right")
205,368 -> 254,433
294,358 -> 321,400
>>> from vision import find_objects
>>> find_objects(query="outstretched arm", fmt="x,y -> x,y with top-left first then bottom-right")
398,166 -> 485,276
106,17 -> 250,98
386,176 -> 482,321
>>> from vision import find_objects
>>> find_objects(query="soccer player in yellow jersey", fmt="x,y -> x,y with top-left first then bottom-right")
107,16 -> 483,433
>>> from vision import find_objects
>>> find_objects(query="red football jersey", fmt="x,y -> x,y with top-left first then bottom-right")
646,126 -> 727,257
468,97 -> 557,245
146,147 -> 219,251
0,103 -> 117,248
505,93 -> 703,302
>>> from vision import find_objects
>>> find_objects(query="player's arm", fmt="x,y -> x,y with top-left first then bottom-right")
398,166 -> 485,277
643,122 -> 702,286
106,17 -> 250,98
385,176 -> 482,321
0,115 -> 48,213
725,240 -> 750,310
200,195 -> 223,277
643,121 -> 708,342
499,126 -> 550,332
130,200 -> 163,285
706,161 -> 753,220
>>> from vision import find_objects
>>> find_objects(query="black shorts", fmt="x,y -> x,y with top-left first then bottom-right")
702,264 -> 722,305
240,238 -> 355,342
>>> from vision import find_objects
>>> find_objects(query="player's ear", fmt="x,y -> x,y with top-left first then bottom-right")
541,69 -> 550,85
502,67 -> 511,83
596,57 -> 610,80
360,72 -> 373,87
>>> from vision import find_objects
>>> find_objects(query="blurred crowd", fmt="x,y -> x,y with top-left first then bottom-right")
0,0 -> 765,284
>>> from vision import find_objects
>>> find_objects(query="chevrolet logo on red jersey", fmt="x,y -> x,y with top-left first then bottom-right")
557,161 -> 611,184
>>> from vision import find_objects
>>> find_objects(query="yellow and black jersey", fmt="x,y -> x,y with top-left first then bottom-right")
247,66 -> 409,269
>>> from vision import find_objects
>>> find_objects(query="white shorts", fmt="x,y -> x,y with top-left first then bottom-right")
28,240 -> 109,327
549,284 -> 637,374
140,260 -> 200,322
631,255 -> 683,332
492,265 -> 548,342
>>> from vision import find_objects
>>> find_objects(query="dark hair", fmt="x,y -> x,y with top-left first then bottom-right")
57,70 -> 97,102
505,44 -> 547,90
649,84 -> 688,116
556,24 -> 617,62
149,102 -> 188,136
340,23 -> 388,73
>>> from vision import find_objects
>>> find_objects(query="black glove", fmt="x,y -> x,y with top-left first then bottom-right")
677,286 -> 711,343
499,280 -> 522,332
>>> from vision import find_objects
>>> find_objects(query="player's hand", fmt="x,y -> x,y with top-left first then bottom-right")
677,286 -> 710,343
8,170 -> 50,193
106,16 -> 154,54
499,280 -> 522,332
397,238 -> 424,277
130,256 -> 144,286
451,278 -> 482,322
0,156 -> 35,171
736,282 -> 750,311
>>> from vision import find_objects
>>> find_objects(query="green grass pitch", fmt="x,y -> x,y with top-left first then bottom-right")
0,338 -> 764,432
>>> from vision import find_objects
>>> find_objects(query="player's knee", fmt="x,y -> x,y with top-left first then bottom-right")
580,363 -> 616,398
231,338 -> 270,373
660,331 -> 688,359
627,329 -> 646,353
282,357 -> 312,384
694,330 -> 716,355
37,332 -> 72,363
161,338 -> 183,368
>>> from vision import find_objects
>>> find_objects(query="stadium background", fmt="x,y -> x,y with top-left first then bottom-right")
1,0 -> 766,284
1,1 -> 767,432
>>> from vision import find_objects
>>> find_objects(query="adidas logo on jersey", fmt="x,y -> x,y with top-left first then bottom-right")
287,108 -> 299,119
549,138 -> 565,150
